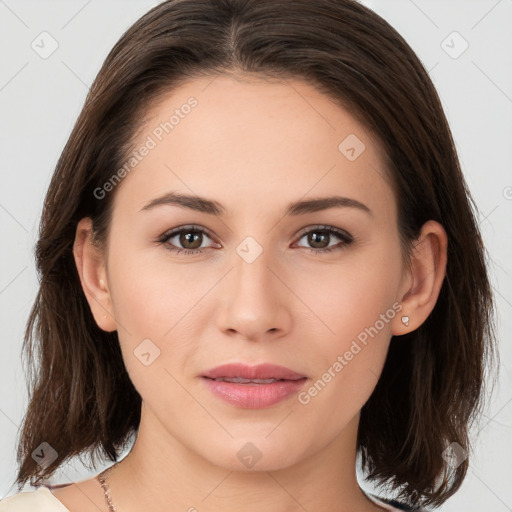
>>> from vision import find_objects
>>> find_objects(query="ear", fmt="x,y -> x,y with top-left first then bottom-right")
73,217 -> 117,332
392,220 -> 448,335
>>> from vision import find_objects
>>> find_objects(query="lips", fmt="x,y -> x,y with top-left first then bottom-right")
201,363 -> 307,381
201,363 -> 308,408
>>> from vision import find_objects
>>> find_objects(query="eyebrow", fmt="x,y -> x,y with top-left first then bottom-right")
139,191 -> 372,217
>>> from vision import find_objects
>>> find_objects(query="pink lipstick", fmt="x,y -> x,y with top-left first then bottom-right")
201,363 -> 308,409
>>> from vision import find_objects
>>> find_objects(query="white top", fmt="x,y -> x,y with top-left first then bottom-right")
0,485 -> 419,511
0,487 -> 69,511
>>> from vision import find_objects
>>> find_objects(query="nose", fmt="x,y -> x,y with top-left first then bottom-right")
216,247 -> 292,342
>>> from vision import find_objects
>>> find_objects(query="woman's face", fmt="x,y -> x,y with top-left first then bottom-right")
94,74 -> 411,470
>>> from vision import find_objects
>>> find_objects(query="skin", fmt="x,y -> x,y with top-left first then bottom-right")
62,74 -> 447,512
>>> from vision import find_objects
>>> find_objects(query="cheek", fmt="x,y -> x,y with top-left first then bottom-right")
295,266 -> 399,433
296,247 -> 402,342
106,251 -> 195,404
292,243 -> 402,401
106,246 -> 215,390
107,245 -> 211,337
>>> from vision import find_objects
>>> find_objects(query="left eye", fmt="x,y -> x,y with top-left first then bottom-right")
294,226 -> 353,253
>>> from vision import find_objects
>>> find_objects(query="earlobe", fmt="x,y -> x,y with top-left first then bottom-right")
73,217 -> 116,332
392,220 -> 448,336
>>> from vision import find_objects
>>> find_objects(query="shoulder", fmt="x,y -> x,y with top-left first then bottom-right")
367,492 -> 430,511
0,487 -> 70,512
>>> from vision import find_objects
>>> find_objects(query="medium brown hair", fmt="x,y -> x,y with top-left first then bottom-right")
15,0 -> 497,508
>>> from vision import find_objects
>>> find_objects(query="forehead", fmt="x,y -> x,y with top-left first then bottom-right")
113,74 -> 395,221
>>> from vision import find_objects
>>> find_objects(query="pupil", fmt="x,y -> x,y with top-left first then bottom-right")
309,231 -> 328,248
180,231 -> 202,249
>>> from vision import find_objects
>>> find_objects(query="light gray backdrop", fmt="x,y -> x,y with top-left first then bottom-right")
1,0 -> 511,510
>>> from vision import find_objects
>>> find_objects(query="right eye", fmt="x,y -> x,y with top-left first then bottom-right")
157,225 -> 221,255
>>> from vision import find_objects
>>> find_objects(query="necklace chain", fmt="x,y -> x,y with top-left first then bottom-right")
97,466 -> 117,512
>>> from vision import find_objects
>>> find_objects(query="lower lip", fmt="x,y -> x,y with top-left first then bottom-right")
202,377 -> 308,408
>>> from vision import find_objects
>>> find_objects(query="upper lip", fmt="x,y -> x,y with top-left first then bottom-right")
202,363 -> 307,381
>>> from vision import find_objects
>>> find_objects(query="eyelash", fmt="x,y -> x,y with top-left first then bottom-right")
156,224 -> 354,255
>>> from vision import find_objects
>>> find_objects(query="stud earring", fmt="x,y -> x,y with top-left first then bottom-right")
401,316 -> 409,327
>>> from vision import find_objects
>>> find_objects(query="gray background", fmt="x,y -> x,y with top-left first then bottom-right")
1,0 -> 511,510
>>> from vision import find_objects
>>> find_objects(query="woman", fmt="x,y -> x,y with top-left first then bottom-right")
0,0 -> 496,511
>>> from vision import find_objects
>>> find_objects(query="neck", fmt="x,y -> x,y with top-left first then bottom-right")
105,402 -> 380,512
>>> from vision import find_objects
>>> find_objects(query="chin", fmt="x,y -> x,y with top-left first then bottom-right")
196,435 -> 307,473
